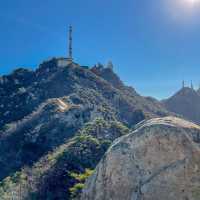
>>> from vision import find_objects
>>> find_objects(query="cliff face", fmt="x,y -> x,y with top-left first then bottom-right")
81,117 -> 200,200
163,87 -> 200,124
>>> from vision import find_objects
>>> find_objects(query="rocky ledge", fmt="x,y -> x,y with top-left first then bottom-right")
81,116 -> 200,200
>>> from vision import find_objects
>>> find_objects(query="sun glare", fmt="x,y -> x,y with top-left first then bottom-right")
185,0 -> 200,4
184,0 -> 200,10
163,0 -> 200,23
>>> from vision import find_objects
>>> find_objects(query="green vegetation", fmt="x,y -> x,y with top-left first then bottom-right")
79,118 -> 129,140
0,170 -> 30,200
0,118 -> 129,199
70,169 -> 94,182
69,183 -> 84,199
69,169 -> 94,199
0,124 -> 11,132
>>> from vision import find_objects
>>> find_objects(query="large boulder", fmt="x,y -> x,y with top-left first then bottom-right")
81,116 -> 200,200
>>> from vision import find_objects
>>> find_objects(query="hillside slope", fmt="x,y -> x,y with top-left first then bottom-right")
0,118 -> 129,199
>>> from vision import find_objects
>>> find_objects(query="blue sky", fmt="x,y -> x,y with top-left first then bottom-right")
1,0 -> 200,99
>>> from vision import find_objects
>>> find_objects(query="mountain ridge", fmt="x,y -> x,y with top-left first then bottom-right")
0,58 -> 177,200
0,58 -> 172,130
0,58 -> 175,199
2,58 -> 200,199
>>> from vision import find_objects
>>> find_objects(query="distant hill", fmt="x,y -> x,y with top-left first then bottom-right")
163,87 -> 200,124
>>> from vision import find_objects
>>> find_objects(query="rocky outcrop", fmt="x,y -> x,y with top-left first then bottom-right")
81,116 -> 200,200
91,65 -> 124,89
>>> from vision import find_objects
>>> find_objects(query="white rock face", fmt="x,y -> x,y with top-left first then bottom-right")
81,117 -> 200,200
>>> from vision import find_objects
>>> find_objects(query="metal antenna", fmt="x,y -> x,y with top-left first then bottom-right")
68,26 -> 73,60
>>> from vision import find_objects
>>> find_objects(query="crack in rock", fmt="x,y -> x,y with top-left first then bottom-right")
133,158 -> 186,200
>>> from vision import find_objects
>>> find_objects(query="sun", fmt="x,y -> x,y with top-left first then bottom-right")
183,0 -> 200,8
186,0 -> 200,4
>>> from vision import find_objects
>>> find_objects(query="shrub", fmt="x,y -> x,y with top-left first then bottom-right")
69,169 -> 94,199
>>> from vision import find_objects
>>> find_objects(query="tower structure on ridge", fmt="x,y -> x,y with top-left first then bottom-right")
67,25 -> 73,62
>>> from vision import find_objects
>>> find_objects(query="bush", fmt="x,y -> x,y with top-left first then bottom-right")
69,183 -> 84,199
69,169 -> 94,199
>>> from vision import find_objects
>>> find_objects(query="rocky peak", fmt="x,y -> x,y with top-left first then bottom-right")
91,63 -> 124,89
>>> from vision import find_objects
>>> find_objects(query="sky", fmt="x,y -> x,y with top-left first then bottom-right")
1,0 -> 200,99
